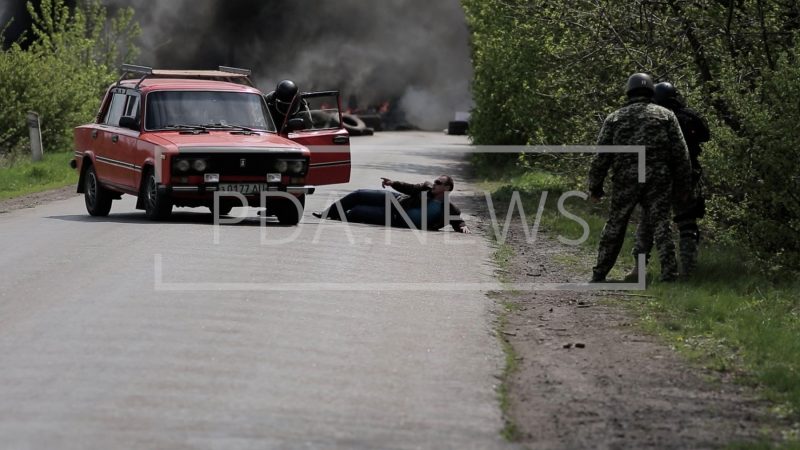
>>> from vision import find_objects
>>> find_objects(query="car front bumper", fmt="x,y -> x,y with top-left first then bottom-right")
158,185 -> 316,196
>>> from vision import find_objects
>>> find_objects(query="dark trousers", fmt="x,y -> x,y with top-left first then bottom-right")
322,189 -> 402,225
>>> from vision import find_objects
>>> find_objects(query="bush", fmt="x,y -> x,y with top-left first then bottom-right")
462,0 -> 800,271
0,0 -> 140,156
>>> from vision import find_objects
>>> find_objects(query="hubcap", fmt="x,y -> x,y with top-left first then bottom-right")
86,172 -> 97,209
147,176 -> 157,210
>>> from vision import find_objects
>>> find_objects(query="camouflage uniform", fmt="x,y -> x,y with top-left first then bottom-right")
633,105 -> 710,275
588,97 -> 692,281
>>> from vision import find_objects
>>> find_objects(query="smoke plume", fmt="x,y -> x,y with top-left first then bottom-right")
4,0 -> 473,130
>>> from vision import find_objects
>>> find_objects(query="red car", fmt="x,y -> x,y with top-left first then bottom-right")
71,65 -> 351,224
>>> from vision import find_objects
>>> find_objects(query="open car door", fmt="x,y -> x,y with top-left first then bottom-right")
285,91 -> 351,186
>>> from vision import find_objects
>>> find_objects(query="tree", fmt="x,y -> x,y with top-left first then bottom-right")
0,0 -> 140,156
463,0 -> 800,270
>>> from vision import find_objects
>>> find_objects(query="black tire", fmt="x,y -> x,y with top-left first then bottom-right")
141,170 -> 172,220
272,195 -> 305,225
447,121 -> 469,135
84,164 -> 113,217
342,114 -> 369,136
358,114 -> 383,132
209,201 -> 234,217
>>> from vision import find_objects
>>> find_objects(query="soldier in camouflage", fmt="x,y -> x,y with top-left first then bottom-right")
588,73 -> 693,282
629,82 -> 711,278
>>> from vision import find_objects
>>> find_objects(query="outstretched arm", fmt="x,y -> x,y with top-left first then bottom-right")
381,178 -> 432,195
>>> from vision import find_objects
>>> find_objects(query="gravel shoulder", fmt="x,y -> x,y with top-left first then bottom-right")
0,185 -> 78,214
476,216 -> 780,449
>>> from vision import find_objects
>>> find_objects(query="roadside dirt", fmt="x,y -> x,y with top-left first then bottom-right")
0,186 -> 78,214
473,215 -> 780,449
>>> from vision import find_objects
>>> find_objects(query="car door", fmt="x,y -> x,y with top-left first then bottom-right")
95,89 -> 126,189
285,91 -> 351,186
95,88 -> 140,191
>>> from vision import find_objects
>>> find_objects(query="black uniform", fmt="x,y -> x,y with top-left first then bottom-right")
633,99 -> 710,276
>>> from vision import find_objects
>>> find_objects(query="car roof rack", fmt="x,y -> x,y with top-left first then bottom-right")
118,64 -> 255,88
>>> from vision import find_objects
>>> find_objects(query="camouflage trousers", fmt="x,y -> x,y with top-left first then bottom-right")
593,178 -> 678,280
634,177 -> 704,276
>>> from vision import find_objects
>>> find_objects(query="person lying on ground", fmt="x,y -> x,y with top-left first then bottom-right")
312,175 -> 471,233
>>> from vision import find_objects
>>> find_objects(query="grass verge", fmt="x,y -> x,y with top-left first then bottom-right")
0,152 -> 77,201
477,165 -> 800,444
491,240 -> 522,441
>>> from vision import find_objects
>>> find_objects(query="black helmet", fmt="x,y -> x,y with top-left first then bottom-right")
625,73 -> 654,97
654,82 -> 678,105
274,80 -> 299,115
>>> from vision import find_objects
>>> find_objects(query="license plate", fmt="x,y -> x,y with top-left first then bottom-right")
218,184 -> 271,195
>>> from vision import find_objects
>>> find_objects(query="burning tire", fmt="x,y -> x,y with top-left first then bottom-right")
358,114 -> 383,132
342,114 -> 374,136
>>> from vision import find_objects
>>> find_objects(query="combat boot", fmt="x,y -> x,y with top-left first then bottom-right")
590,271 -> 607,283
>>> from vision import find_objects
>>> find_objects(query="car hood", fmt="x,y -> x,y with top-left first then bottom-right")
145,131 -> 305,153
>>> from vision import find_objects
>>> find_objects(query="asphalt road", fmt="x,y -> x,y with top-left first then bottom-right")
0,132 -> 512,449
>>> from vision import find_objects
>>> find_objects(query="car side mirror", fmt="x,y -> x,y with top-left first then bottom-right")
286,118 -> 305,133
119,116 -> 139,131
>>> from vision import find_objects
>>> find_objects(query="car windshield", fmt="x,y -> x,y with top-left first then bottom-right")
145,91 -> 275,132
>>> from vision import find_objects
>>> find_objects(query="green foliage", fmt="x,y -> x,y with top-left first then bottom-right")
0,151 -> 76,200
463,0 -> 800,271
640,248 -> 800,421
0,0 -> 140,157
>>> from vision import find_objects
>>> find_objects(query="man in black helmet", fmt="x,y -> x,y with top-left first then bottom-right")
628,82 -> 711,278
265,80 -> 302,132
587,73 -> 693,282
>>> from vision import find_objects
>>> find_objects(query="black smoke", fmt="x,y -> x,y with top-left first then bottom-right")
3,0 -> 473,129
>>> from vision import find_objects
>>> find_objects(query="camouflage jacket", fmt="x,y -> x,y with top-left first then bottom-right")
588,97 -> 692,198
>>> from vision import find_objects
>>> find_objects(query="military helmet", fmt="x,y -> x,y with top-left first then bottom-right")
654,82 -> 678,104
625,73 -> 655,97
274,80 -> 299,115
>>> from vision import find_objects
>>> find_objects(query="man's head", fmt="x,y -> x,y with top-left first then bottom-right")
432,175 -> 454,195
654,82 -> 681,108
274,80 -> 299,115
625,73 -> 655,98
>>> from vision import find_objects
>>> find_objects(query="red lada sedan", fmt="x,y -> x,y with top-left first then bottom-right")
72,65 -> 351,224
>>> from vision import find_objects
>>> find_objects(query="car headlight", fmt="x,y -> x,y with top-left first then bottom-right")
193,159 -> 208,172
175,159 -> 191,172
288,160 -> 305,174
274,160 -> 289,173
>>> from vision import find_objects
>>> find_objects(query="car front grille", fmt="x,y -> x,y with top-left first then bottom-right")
174,152 -> 308,177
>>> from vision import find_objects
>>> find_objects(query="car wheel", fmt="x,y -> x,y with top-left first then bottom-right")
141,170 -> 172,220
273,195 -> 305,225
84,164 -> 113,217
209,201 -> 234,217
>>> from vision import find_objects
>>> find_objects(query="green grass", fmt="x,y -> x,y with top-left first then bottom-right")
0,152 -> 77,201
490,241 -> 523,441
496,298 -> 522,441
478,166 -> 800,444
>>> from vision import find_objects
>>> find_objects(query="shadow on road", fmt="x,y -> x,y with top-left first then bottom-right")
45,210 -> 298,227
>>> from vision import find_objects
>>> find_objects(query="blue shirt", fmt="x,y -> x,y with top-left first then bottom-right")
405,199 -> 444,229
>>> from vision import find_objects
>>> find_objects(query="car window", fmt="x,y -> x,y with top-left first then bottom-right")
123,95 -> 140,118
104,93 -> 127,126
291,94 -> 341,131
145,91 -> 276,131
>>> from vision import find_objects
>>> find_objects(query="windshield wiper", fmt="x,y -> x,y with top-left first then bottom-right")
201,123 -> 258,132
163,124 -> 209,132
